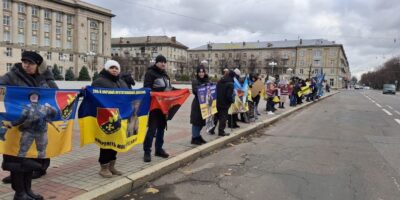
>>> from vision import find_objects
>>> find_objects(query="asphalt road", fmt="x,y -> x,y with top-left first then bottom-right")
120,90 -> 400,200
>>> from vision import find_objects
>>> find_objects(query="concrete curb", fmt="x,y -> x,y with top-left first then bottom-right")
71,92 -> 338,200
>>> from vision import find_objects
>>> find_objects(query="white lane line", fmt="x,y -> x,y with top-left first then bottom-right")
392,177 -> 400,192
395,110 -> 400,115
395,119 -> 400,125
387,105 -> 393,110
371,100 -> 376,103
376,103 -> 382,108
382,109 -> 393,116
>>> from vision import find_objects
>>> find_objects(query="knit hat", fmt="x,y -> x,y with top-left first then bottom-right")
200,60 -> 208,65
155,55 -> 167,63
234,68 -> 241,76
21,51 -> 43,65
104,60 -> 120,71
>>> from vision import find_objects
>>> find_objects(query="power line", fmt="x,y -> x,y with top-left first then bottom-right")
114,0 -> 398,41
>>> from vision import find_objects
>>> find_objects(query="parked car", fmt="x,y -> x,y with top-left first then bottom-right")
354,85 -> 362,89
382,84 -> 396,94
363,86 -> 370,90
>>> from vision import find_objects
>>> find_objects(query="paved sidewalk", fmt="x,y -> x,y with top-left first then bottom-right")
0,92 -> 337,200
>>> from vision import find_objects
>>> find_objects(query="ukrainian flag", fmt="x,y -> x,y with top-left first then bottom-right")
78,87 -> 150,152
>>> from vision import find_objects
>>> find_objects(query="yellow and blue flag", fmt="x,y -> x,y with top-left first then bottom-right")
0,86 -> 79,158
78,87 -> 150,152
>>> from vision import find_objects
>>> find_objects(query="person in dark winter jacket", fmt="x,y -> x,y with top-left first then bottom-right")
121,70 -> 136,89
190,64 -> 209,145
91,60 -> 128,178
0,51 -> 56,200
142,55 -> 173,162
209,70 -> 235,136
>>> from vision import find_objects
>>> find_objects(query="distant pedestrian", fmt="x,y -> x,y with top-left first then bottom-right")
121,70 -> 136,89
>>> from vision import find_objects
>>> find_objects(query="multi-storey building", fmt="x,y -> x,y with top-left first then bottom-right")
0,0 -> 113,77
111,36 -> 188,80
188,39 -> 350,89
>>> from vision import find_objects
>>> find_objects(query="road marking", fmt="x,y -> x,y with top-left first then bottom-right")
387,105 -> 393,110
376,103 -> 382,108
395,119 -> 400,125
395,110 -> 400,115
371,100 -> 376,103
382,109 -> 392,116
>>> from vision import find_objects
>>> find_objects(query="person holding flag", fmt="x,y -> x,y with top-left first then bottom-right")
190,64 -> 209,145
91,60 -> 128,178
0,51 -> 57,200
143,55 -> 174,162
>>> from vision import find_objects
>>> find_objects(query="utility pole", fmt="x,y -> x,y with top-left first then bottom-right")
308,64 -> 313,79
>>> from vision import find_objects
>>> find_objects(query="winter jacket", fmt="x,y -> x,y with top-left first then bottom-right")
91,69 -> 129,89
216,75 -> 234,109
143,65 -> 172,92
121,72 -> 136,89
0,63 -> 58,172
190,75 -> 210,126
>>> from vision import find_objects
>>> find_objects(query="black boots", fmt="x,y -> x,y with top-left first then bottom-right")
143,152 -> 151,162
155,149 -> 169,158
11,171 -> 43,200
191,136 -> 207,145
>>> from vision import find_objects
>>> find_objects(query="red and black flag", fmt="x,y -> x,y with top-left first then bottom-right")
150,89 -> 190,120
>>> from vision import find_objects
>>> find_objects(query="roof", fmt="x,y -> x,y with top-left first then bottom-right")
111,36 -> 188,49
190,39 -> 339,50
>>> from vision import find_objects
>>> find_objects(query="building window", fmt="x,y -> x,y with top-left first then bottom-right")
56,12 -> 62,22
314,50 -> 322,58
47,52 -> 52,60
66,41 -> 72,49
56,39 -> 61,48
3,0 -> 11,10
300,69 -> 304,74
90,21 -> 98,29
32,21 -> 38,31
6,63 -> 12,72
44,9 -> 51,19
300,60 -> 304,66
44,38 -> 50,46
3,15 -> 11,26
243,53 -> 247,58
18,19 -> 24,28
31,36 -> 38,45
330,60 -> 334,67
56,26 -> 61,35
32,6 -> 39,17
44,23 -> 50,32
67,29 -> 72,37
330,79 -> 334,86
90,32 -> 97,40
69,54 -> 74,62
215,53 -> 218,58
189,54 -> 192,58
5,48 -> 12,57
3,31 -> 11,42
18,33 -> 24,44
229,53 -> 232,58
18,3 -> 25,13
313,60 -> 320,66
331,68 -> 334,74
67,15 -> 73,24
314,69 -> 319,74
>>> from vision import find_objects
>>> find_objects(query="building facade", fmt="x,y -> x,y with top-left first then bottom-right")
188,39 -> 350,89
0,0 -> 113,77
111,36 -> 188,81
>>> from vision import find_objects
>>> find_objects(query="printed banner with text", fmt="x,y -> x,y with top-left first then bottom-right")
78,87 -> 151,152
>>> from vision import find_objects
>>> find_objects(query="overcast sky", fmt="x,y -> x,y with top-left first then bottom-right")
86,0 -> 400,78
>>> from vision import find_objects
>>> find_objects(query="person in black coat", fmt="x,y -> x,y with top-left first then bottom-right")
190,65 -> 209,145
209,70 -> 235,136
0,51 -> 56,200
121,70 -> 136,89
142,55 -> 173,162
91,60 -> 128,178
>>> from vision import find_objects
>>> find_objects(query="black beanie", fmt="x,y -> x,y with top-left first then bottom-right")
21,51 -> 43,65
155,55 -> 167,63
196,65 -> 206,74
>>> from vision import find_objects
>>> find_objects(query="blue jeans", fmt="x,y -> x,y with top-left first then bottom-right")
192,125 -> 203,138
143,127 -> 165,153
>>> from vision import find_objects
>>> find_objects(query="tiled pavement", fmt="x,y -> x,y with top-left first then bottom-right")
0,93 -> 325,200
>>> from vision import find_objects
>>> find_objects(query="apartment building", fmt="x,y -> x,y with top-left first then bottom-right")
188,39 -> 350,89
0,0 -> 113,77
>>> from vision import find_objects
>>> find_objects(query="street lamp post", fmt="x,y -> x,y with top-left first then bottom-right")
269,61 -> 277,76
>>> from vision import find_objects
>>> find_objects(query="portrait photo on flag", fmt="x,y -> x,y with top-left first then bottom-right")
0,86 -> 79,158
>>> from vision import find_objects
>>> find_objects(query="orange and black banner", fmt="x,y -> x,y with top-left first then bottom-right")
150,89 -> 190,120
